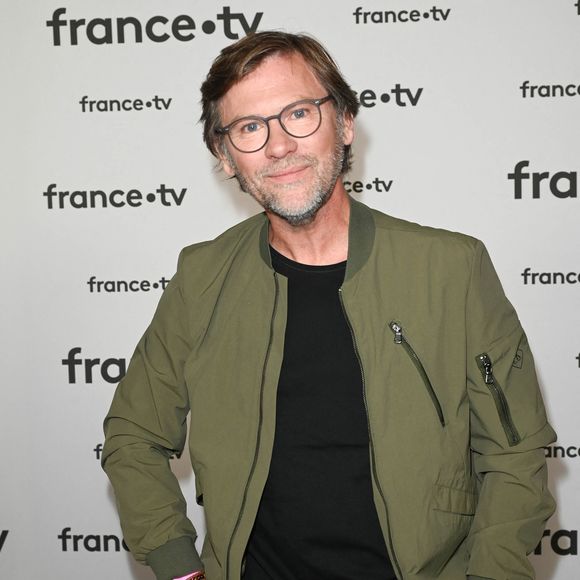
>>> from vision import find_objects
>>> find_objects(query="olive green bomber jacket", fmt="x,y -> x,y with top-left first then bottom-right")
102,198 -> 556,580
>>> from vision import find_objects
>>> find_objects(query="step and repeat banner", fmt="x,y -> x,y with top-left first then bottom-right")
1,1 -> 578,578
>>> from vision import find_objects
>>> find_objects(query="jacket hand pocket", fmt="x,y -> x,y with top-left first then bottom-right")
413,484 -> 477,574
432,483 -> 477,516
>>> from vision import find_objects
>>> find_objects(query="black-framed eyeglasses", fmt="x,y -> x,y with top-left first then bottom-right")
215,95 -> 334,153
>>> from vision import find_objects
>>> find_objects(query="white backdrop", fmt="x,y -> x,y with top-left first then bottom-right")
1,1 -> 578,578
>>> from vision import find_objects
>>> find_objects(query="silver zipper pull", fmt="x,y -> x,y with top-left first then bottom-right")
479,354 -> 494,385
390,322 -> 403,344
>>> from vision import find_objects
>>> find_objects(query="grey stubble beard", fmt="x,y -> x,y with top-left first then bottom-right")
223,117 -> 346,227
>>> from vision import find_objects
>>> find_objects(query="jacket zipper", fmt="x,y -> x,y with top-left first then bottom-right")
475,353 -> 521,446
389,322 -> 445,427
339,288 -> 403,580
225,273 -> 279,579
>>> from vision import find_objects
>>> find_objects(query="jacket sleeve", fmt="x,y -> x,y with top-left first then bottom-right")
464,241 -> 556,580
101,250 -> 203,580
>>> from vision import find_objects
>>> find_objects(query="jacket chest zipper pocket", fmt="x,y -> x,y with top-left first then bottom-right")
475,353 -> 521,446
389,321 -> 445,427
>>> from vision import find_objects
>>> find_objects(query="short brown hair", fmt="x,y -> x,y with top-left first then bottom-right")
200,31 -> 359,173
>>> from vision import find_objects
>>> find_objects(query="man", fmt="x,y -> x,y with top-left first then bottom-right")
102,32 -> 556,580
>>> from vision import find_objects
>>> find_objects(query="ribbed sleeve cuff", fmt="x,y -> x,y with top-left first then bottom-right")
146,536 -> 203,580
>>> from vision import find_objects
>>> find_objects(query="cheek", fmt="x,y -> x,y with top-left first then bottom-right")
224,149 -> 259,179
310,122 -> 342,153
242,157 -> 265,179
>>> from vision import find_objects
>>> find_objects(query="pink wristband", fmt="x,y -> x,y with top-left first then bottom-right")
173,572 -> 202,580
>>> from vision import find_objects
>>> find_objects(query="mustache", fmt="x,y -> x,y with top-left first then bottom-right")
258,155 -> 318,178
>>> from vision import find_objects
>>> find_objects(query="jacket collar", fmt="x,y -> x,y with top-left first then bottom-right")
258,195 -> 375,281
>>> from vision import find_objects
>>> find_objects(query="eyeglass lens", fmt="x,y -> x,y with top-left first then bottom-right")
228,100 -> 323,152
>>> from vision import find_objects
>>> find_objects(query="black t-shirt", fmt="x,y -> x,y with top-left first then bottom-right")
242,247 -> 395,580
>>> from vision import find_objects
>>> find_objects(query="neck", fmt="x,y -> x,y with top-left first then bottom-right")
267,183 -> 350,265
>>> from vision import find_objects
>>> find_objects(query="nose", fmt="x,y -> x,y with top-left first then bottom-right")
264,118 -> 297,159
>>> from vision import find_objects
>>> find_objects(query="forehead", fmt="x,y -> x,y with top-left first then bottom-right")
219,52 -> 326,122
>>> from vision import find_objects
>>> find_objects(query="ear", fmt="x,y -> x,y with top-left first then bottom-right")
341,113 -> 355,146
216,142 -> 236,177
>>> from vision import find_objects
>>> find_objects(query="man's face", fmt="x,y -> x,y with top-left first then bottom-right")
218,53 -> 354,226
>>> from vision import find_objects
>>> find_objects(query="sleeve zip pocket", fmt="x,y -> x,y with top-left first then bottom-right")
475,353 -> 521,446
389,321 -> 445,427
